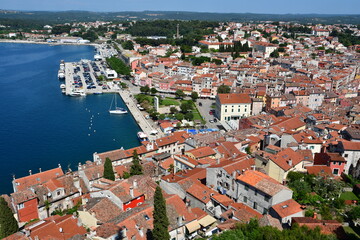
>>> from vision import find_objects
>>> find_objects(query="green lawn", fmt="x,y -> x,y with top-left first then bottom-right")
343,226 -> 360,240
340,192 -> 359,201
161,98 -> 180,106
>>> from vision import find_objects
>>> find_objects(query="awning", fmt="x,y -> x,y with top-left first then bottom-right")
185,220 -> 200,233
198,215 -> 217,228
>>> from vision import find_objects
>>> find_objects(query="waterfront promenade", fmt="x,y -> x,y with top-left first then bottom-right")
118,89 -> 163,141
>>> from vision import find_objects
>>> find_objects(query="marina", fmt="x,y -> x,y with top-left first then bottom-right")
0,42 -> 141,193
58,43 -> 163,141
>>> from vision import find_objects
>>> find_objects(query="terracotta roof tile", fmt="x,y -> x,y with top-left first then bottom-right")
271,199 -> 302,218
14,167 -> 64,191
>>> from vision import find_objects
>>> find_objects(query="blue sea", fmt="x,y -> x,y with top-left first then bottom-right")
0,43 -> 141,194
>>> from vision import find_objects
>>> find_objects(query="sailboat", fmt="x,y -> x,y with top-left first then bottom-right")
109,94 -> 128,114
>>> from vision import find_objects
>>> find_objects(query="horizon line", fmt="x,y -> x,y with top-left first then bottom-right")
2,9 -> 360,16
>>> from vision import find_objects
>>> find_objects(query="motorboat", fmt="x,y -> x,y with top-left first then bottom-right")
137,132 -> 149,142
60,84 -> 66,89
58,70 -> 65,79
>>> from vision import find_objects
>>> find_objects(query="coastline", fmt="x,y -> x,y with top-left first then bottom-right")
0,39 -> 98,46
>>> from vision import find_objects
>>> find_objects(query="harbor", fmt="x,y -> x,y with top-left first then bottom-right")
59,52 -> 162,141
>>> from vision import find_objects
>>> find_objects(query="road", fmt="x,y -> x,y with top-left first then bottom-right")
195,98 -> 220,129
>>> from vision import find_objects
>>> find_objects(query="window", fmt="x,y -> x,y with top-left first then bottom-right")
333,169 -> 339,175
57,191 -> 61,196
253,202 -> 257,210
18,203 -> 24,210
254,190 -> 258,196
344,154 -> 349,158
245,185 -> 249,191
264,195 -> 270,202
243,196 -> 247,203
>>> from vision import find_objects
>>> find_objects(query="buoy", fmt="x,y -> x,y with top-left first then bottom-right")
94,130 -> 96,132
89,127 -> 91,129
113,139 -> 115,141
88,134 -> 90,136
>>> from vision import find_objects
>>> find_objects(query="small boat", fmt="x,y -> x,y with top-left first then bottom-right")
60,84 -> 66,89
58,70 -> 65,79
93,92 -> 103,95
137,132 -> 149,142
109,95 -> 128,114
69,92 -> 81,97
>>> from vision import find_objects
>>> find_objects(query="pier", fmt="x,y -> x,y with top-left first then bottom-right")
118,89 -> 163,141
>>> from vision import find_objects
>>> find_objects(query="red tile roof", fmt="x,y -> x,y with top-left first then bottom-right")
237,170 -> 290,196
26,215 -> 87,239
14,167 -> 64,191
218,93 -> 252,104
271,199 -> 302,218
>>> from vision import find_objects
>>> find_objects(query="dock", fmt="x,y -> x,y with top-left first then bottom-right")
118,90 -> 163,141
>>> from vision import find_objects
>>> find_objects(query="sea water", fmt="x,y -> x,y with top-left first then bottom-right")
0,43 -> 140,193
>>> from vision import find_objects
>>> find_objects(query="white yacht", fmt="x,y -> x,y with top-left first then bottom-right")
137,132 -> 149,142
109,95 -> 128,114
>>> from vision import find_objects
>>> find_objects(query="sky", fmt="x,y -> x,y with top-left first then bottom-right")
1,0 -> 360,14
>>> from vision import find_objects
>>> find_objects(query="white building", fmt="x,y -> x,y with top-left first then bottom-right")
215,93 -> 252,121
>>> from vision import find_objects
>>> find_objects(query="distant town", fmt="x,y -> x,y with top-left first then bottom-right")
1,17 -> 360,240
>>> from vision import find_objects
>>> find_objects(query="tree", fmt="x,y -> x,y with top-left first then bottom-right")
152,186 -> 170,240
185,112 -> 194,121
130,150 -> 143,176
44,200 -> 51,218
159,114 -> 166,120
180,102 -> 193,113
170,107 -> 178,114
140,85 -> 150,94
150,87 -> 158,95
103,157 -> 115,181
0,197 -> 18,238
191,91 -> 199,102
175,113 -> 184,121
270,50 -> 279,58
122,40 -> 134,50
175,89 -> 185,99
123,171 -> 131,179
347,205 -> 360,221
217,84 -> 231,94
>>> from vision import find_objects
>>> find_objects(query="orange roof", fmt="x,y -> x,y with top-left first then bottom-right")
271,199 -> 302,218
186,146 -> 216,159
237,170 -> 289,196
14,167 -> 64,191
27,215 -> 87,239
218,93 -> 252,104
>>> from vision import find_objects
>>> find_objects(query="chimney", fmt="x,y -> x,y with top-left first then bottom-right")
288,160 -> 292,167
232,171 -> 236,179
121,227 -> 127,239
138,227 -> 144,237
133,179 -> 138,189
177,216 -> 183,226
130,187 -> 134,198
29,170 -> 32,175
216,158 -> 220,165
